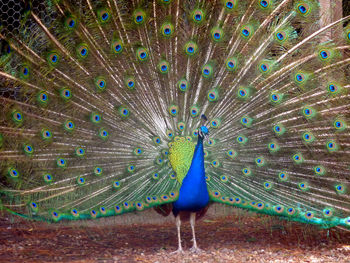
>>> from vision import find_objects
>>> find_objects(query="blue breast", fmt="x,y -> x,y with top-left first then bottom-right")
173,136 -> 209,214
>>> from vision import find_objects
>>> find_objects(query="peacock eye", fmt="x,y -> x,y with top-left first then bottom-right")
102,13 -> 108,20
81,48 -> 87,56
261,1 -> 268,7
298,4 -> 307,14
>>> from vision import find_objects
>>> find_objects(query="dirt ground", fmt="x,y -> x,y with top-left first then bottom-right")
1,210 -> 350,263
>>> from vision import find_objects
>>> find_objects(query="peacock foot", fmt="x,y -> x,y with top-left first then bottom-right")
170,248 -> 184,254
189,246 -> 203,254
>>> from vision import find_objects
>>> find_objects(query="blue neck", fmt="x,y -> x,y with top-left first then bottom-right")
190,136 -> 205,176
173,136 -> 209,214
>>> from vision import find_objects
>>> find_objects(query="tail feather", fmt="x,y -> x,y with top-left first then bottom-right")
0,0 -> 349,228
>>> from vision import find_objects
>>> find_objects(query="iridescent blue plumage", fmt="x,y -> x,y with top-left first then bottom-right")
172,134 -> 209,216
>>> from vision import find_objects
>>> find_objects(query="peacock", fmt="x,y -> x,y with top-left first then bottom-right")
0,0 -> 350,253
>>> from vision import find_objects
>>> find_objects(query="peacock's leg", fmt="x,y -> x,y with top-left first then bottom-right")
189,212 -> 203,253
171,215 -> 184,254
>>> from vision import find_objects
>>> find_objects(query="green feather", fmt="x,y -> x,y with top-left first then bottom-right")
0,0 -> 348,233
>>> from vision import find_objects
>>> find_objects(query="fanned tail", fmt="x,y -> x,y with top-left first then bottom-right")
0,0 -> 349,229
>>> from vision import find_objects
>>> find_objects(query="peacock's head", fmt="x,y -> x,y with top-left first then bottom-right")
198,126 -> 209,139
